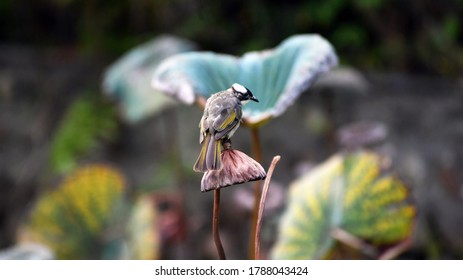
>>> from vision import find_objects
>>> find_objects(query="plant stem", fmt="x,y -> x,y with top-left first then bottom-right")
255,155 -> 281,260
378,238 -> 411,260
249,127 -> 262,259
213,189 -> 226,260
330,227 -> 378,258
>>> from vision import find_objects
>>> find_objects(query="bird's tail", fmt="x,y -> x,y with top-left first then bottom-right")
193,134 -> 223,172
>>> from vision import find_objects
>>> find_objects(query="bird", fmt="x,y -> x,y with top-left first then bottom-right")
193,83 -> 259,172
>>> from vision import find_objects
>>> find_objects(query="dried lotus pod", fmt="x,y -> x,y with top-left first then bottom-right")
201,149 -> 266,192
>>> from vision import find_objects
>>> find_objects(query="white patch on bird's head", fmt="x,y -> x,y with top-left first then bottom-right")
231,83 -> 259,103
232,83 -> 248,94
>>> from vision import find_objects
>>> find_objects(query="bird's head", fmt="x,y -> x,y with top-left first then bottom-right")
231,83 -> 259,103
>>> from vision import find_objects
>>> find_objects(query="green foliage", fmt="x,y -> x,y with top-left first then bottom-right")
26,165 -> 127,259
50,94 -> 118,174
272,150 -> 415,260
153,34 -> 337,127
26,165 -> 161,260
2,1 -> 463,75
442,16 -> 459,41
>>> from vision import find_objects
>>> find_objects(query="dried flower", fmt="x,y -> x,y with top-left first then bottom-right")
201,149 -> 266,192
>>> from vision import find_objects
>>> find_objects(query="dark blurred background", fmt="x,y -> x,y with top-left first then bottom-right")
1,0 -> 462,75
1,0 -> 463,259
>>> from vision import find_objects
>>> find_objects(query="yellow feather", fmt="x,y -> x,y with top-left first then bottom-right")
217,109 -> 236,131
193,133 -> 210,172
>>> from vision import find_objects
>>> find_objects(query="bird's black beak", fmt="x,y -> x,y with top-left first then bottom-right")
251,96 -> 259,102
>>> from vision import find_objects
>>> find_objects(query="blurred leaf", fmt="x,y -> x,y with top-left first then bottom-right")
153,34 -> 338,127
272,151 -> 415,259
126,196 -> 160,260
26,165 -> 127,259
50,94 -> 118,174
103,35 -> 197,123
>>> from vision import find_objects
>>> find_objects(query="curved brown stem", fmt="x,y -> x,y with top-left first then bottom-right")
213,189 -> 226,259
330,227 -> 378,258
249,127 -> 262,259
378,238 -> 412,260
255,155 -> 281,260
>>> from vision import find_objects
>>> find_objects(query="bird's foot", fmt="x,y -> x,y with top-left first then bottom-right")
222,139 -> 232,150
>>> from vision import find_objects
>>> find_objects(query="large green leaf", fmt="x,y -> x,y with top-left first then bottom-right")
103,35 -> 197,123
272,151 -> 415,259
153,34 -> 337,126
26,165 -> 127,259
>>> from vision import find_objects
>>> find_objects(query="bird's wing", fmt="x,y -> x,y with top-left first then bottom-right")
214,118 -> 239,140
198,94 -> 218,144
212,100 -> 242,140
